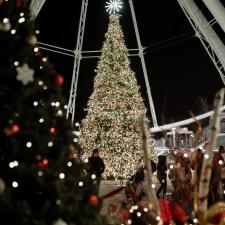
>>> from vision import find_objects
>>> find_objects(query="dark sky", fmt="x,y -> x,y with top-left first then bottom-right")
36,0 -> 225,126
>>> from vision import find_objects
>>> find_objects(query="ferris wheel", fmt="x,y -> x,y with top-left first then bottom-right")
31,0 -> 225,133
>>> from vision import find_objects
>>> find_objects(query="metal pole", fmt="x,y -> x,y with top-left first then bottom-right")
66,0 -> 88,123
202,0 -> 225,33
177,0 -> 225,84
29,0 -> 46,19
128,0 -> 158,127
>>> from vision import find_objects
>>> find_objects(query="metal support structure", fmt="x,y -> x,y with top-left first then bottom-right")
37,41 -> 139,58
66,0 -> 88,123
66,0 -> 158,126
202,0 -> 225,33
29,0 -> 46,19
150,105 -> 225,133
128,0 -> 158,127
177,0 -> 225,84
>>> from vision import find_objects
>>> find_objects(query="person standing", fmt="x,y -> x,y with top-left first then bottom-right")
88,149 -> 105,195
156,155 -> 167,198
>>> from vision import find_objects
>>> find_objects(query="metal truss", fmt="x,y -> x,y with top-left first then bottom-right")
177,0 -> 225,84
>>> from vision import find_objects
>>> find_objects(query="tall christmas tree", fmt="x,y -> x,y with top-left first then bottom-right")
79,13 -> 158,179
0,1 -> 105,225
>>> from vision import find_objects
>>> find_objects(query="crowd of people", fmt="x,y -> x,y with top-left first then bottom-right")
123,145 -> 225,213
85,145 -> 225,215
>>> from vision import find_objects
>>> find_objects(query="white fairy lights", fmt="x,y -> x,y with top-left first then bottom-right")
39,118 -> 44,123
156,216 -> 161,221
3,18 -> 9,23
38,80 -> 43,86
48,141 -> 53,147
57,110 -> 63,116
78,181 -> 83,187
14,61 -> 19,66
79,15 -> 157,179
18,17 -> 25,23
143,207 -> 148,212
42,57 -> 47,62
34,47 -> 39,53
38,171 -> 43,176
26,142 -> 32,148
136,212 -> 141,217
12,181 -> 18,188
9,161 -> 19,168
33,101 -> 38,106
59,173 -> 65,179
11,29 -> 16,34
91,174 -> 96,179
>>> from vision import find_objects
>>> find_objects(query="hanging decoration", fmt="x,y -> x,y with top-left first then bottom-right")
54,73 -> 64,86
16,63 -> 34,85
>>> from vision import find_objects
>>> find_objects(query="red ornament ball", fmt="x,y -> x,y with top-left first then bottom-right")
54,74 -> 64,86
38,159 -> 49,167
50,127 -> 55,134
4,123 -> 20,136
89,195 -> 98,206
11,123 -> 20,133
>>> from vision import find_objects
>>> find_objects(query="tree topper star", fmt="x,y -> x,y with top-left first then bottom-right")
105,0 -> 123,15
16,63 -> 34,85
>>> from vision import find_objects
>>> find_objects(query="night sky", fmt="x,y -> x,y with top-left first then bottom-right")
36,0 -> 225,126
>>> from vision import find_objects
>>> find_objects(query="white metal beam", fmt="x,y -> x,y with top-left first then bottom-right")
202,0 -> 225,33
150,105 -> 225,133
177,0 -> 225,84
128,0 -> 158,127
37,41 -> 139,58
29,0 -> 46,19
66,0 -> 88,124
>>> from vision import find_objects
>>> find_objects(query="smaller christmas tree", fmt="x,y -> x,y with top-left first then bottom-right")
0,1 -> 105,225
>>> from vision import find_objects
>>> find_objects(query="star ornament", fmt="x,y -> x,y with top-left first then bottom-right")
16,63 -> 35,85
105,0 -> 123,15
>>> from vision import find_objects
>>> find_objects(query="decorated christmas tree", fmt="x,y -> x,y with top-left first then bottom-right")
0,1 -> 104,225
79,13 -> 158,179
